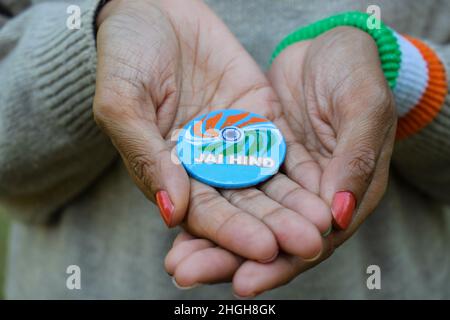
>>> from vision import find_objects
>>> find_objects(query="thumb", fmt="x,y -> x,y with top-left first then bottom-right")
320,108 -> 393,231
93,94 -> 190,228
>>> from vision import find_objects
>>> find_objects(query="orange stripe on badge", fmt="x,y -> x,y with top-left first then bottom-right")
397,36 -> 448,140
193,113 -> 222,138
220,112 -> 250,129
237,117 -> 268,128
205,112 -> 223,130
193,115 -> 207,137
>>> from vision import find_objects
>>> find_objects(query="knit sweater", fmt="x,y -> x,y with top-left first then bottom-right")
1,0 -> 449,299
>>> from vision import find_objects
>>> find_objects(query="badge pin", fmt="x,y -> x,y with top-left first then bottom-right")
177,109 -> 286,188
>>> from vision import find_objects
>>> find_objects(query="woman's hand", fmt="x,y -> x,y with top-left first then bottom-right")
165,27 -> 397,297
94,0 -> 331,263
270,26 -> 397,233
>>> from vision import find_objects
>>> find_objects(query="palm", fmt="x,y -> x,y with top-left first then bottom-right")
270,32 -> 396,237
269,42 -> 334,197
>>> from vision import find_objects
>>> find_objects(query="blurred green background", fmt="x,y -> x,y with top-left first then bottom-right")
0,211 -> 9,300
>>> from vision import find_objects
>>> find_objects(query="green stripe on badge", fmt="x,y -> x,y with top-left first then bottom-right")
256,129 -> 260,156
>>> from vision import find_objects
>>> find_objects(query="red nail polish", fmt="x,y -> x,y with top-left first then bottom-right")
331,191 -> 356,230
156,190 -> 174,227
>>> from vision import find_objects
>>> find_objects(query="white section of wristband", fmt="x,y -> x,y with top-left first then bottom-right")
393,32 -> 428,117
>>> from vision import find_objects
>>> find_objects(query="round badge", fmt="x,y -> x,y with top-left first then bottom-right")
177,109 -> 286,189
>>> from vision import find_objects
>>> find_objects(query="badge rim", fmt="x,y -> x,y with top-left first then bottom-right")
177,109 -> 286,189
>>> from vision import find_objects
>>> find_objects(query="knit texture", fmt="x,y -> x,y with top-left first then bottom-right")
396,36 -> 448,139
0,0 -> 117,223
393,32 -> 428,117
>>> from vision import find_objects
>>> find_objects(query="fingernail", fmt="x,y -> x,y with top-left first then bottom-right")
258,250 -> 278,264
302,247 -> 323,262
233,292 -> 256,300
322,225 -> 332,237
331,191 -> 356,230
156,190 -> 174,227
172,277 -> 200,290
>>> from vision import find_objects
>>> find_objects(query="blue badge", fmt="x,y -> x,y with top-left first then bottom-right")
177,109 -> 286,189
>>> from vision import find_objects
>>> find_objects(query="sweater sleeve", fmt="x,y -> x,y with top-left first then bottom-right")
391,34 -> 450,204
0,0 -> 117,224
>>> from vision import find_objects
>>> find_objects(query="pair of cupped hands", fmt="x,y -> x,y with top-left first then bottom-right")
93,0 -> 396,297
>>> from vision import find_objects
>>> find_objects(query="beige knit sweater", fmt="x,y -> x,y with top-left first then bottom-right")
0,0 -> 449,299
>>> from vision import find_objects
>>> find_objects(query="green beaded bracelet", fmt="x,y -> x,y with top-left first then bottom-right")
270,11 -> 401,89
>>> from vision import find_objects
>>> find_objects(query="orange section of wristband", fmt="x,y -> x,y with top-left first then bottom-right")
396,36 -> 448,140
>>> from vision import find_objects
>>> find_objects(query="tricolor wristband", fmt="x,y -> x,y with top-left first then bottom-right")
271,11 -> 448,139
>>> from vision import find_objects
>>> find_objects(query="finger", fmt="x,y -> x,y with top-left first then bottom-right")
93,81 -> 190,228
221,188 -> 323,260
320,92 -> 396,230
333,125 -> 396,244
233,255 -> 305,298
185,180 -> 279,262
165,238 -> 215,275
172,231 -> 196,248
172,247 -> 243,287
232,237 -> 334,298
259,174 -> 332,234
